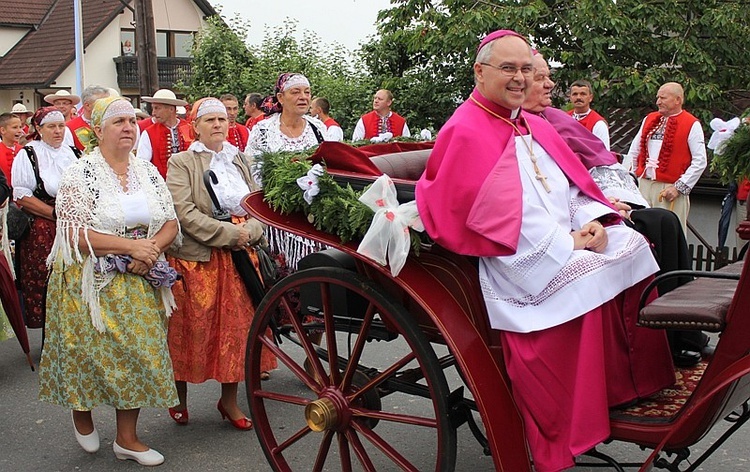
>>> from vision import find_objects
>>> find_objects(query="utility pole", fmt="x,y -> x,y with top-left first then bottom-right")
133,0 -> 159,98
73,0 -> 84,96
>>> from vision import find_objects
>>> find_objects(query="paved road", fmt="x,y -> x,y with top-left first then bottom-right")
1,329 -> 748,471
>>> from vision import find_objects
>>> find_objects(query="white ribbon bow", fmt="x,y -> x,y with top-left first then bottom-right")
708,117 -> 741,155
370,132 -> 393,143
296,164 -> 325,204
357,174 -> 423,276
420,128 -> 432,141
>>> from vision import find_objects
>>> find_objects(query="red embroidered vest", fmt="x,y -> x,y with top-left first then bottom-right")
0,142 -> 21,179
227,123 -> 249,150
635,111 -> 699,184
567,109 -> 607,132
138,117 -> 156,134
66,116 -> 89,151
361,111 -> 406,139
145,119 -> 192,178
323,117 -> 341,129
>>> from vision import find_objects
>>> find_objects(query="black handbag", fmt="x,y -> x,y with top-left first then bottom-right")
256,243 -> 279,288
6,203 -> 31,240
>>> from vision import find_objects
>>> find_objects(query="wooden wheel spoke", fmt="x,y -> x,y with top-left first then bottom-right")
337,431 -> 353,471
319,282 -> 343,386
351,407 -> 438,428
312,431 -> 334,472
273,425 -> 312,455
279,295 -> 329,388
346,429 -> 377,472
253,389 -> 310,406
258,333 -> 320,392
351,421 -> 420,471
340,302 -> 377,390
347,351 -> 417,403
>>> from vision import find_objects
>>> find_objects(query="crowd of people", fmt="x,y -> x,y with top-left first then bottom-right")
0,28 -> 738,470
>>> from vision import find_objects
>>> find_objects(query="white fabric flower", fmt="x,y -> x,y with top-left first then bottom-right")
370,132 -> 394,143
420,129 -> 432,141
357,174 -> 424,276
296,164 -> 325,204
708,117 -> 741,155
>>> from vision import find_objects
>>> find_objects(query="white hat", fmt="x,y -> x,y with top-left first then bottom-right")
141,89 -> 188,106
11,103 -> 30,114
44,90 -> 81,105
176,106 -> 187,116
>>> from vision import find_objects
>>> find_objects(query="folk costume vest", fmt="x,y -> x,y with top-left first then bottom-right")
567,109 -> 607,133
635,111 -> 698,184
361,111 -> 406,139
66,116 -> 91,151
227,123 -> 249,150
323,117 -> 341,129
0,141 -> 21,179
145,120 -> 192,178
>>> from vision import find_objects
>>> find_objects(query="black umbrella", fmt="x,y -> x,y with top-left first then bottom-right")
0,254 -> 34,370
203,170 -> 266,306
718,182 -> 738,248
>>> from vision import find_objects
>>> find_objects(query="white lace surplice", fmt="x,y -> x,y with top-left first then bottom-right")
480,135 -> 659,333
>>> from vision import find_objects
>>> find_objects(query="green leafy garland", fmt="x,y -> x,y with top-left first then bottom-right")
710,113 -> 750,185
260,149 -> 423,251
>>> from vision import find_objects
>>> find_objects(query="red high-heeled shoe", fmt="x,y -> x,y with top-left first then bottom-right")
216,400 -> 253,430
168,407 -> 189,425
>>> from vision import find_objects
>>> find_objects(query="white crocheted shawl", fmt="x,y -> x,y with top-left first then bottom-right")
47,148 -> 181,332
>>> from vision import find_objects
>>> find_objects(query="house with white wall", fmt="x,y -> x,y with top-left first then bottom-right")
0,0 -> 217,112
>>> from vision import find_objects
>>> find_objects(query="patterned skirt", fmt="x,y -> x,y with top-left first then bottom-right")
39,260 -> 178,410
168,247 -> 277,384
17,216 -> 56,329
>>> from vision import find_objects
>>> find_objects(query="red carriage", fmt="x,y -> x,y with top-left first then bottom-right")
240,141 -> 750,471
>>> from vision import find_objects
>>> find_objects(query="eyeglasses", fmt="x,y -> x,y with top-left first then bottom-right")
479,62 -> 534,77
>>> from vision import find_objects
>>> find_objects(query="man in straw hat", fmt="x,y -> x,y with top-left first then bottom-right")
416,29 -> 674,471
44,90 -> 81,121
136,89 -> 191,178
11,103 -> 32,136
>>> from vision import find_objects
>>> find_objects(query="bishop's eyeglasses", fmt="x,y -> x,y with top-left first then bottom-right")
479,62 -> 534,77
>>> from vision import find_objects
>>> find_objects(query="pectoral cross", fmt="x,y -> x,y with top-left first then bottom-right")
535,170 -> 551,193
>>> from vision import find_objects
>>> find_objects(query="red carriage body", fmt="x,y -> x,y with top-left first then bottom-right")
240,142 -> 750,471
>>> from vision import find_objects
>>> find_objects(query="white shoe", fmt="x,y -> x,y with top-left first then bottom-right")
113,441 -> 165,466
72,412 -> 99,453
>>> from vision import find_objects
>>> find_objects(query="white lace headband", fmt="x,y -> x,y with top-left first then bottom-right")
282,74 -> 310,92
196,99 -> 227,119
101,99 -> 136,124
39,111 -> 65,125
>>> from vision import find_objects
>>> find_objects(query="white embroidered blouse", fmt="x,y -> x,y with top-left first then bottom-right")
190,141 -> 250,216
11,140 -> 78,200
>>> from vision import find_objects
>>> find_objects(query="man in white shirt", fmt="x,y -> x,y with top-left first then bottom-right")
623,82 -> 707,232
351,89 -> 410,141
310,97 -> 344,142
567,80 -> 611,150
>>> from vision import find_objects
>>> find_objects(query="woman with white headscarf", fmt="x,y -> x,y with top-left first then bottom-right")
38,97 -> 179,466
11,106 -> 79,330
165,97 -> 276,431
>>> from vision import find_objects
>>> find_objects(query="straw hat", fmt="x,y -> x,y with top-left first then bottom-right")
141,89 -> 188,106
44,90 -> 81,105
11,103 -> 30,114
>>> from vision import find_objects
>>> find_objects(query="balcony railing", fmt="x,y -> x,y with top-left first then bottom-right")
113,56 -> 193,89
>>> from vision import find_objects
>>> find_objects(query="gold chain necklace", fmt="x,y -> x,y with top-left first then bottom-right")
469,96 -> 551,192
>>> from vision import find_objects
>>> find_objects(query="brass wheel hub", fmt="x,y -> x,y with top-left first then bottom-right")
305,397 -> 338,432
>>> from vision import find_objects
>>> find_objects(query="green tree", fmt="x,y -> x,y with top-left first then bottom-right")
183,17 -> 372,136
181,14 -> 256,101
362,0 -> 750,128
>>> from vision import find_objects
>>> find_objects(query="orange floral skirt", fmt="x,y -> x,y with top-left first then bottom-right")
168,248 -> 277,383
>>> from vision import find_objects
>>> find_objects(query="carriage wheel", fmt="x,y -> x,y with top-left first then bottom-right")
245,267 -> 457,471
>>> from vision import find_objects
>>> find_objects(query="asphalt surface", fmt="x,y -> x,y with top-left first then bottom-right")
2,329 -> 749,471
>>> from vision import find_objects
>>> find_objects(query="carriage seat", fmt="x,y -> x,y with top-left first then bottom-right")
369,149 -> 432,181
638,260 -> 744,332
